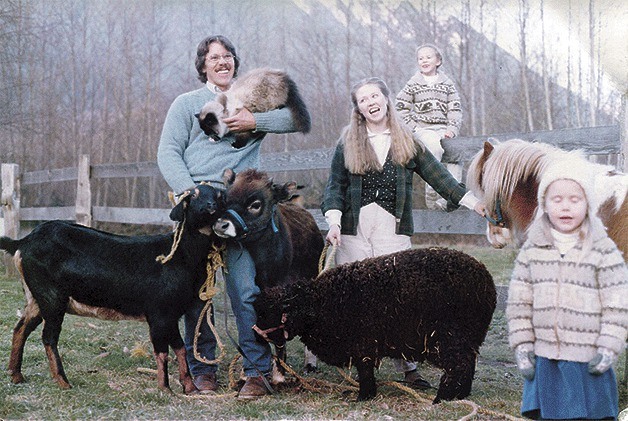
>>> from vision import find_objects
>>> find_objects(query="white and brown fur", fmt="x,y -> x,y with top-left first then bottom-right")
196,68 -> 311,148
466,139 -> 627,257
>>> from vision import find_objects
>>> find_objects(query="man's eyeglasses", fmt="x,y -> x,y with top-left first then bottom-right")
206,53 -> 234,64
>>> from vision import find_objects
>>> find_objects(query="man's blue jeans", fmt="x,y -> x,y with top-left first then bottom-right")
183,245 -> 272,378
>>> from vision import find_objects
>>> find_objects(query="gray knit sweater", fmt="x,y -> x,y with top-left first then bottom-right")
395,71 -> 462,136
157,86 -> 297,194
507,217 -> 628,362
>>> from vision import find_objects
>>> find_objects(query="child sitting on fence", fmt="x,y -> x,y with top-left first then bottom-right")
506,161 -> 627,420
396,43 -> 462,210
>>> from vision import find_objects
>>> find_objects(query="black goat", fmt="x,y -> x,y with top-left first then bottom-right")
1,184 -> 224,394
254,247 -> 497,403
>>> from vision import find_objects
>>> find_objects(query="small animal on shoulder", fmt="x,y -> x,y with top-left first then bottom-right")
196,67 -> 311,148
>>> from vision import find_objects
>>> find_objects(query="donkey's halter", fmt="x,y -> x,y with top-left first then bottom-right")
484,197 -> 505,227
225,204 -> 279,239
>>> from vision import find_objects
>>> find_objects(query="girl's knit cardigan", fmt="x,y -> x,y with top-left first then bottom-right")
506,218 -> 627,362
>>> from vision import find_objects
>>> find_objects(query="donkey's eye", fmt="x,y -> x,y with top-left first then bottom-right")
248,200 -> 262,214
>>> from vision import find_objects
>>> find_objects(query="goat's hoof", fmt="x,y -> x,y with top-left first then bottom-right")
10,373 -> 26,384
159,385 -> 175,395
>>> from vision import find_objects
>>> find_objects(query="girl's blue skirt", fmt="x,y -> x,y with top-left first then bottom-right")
521,356 -> 618,420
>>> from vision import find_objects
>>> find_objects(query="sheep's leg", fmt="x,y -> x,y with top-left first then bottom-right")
304,346 -> 317,372
41,315 -> 71,389
8,301 -> 43,384
275,344 -> 287,375
270,344 -> 287,384
355,359 -> 377,401
172,346 -> 197,394
433,348 -> 476,403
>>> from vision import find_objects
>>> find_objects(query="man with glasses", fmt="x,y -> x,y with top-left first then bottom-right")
157,35 -> 300,400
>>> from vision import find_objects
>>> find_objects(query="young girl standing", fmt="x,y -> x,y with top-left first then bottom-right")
506,161 -> 627,420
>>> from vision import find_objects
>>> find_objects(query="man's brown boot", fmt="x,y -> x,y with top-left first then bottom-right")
193,373 -> 218,394
237,376 -> 270,400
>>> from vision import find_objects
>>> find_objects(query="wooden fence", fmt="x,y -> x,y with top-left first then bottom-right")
1,125 -> 622,243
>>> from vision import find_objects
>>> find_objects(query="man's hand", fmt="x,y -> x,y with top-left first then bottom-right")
326,224 -> 341,246
443,130 -> 455,139
223,108 -> 256,133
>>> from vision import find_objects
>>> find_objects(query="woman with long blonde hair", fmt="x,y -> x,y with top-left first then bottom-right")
321,77 -> 484,388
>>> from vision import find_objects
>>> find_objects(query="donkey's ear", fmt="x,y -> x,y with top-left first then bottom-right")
272,181 -> 301,202
222,168 -> 236,187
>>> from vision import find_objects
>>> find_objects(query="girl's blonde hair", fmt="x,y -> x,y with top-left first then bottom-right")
342,77 -> 421,175
416,43 -> 443,69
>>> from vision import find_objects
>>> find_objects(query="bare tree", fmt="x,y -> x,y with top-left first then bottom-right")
540,0 -> 554,130
588,0 -> 596,126
518,0 -> 534,131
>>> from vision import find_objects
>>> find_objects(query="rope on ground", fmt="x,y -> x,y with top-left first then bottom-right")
228,354 -> 244,390
192,242 -> 227,366
279,355 -> 358,394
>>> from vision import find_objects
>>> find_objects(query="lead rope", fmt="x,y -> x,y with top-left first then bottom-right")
191,242 -> 227,366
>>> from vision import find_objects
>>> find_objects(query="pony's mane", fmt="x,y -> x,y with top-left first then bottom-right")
470,139 -> 587,213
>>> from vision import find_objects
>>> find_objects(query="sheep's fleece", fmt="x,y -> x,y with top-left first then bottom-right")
254,247 -> 496,403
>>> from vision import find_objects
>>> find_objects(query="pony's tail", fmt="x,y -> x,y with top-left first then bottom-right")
283,75 -> 311,134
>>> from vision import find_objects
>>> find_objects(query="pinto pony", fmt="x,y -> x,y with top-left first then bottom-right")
466,139 -> 627,256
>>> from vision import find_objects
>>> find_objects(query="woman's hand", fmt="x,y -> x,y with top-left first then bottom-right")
473,201 -> 486,217
326,224 -> 341,246
443,130 -> 455,139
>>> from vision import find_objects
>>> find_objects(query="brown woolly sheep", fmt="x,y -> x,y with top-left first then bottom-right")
253,247 -> 496,403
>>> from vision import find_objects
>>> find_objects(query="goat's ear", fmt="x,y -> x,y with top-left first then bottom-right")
169,196 -> 189,222
272,181 -> 300,202
222,168 -> 236,187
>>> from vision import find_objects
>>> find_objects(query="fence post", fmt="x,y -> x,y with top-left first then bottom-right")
75,154 -> 92,227
1,163 -> 20,275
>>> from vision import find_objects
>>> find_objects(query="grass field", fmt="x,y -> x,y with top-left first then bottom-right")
0,245 -> 625,420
